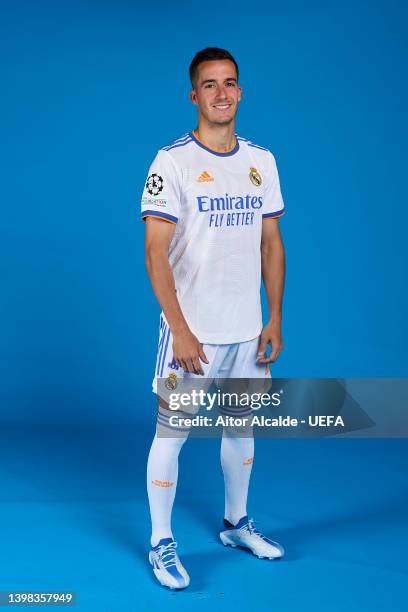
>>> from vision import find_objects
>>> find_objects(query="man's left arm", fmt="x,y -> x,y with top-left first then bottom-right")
257,218 -> 285,363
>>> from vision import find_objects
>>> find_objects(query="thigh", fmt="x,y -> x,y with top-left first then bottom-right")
228,336 -> 271,379
215,337 -> 272,406
152,313 -> 225,406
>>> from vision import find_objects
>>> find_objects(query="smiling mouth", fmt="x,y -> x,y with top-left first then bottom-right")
213,103 -> 232,110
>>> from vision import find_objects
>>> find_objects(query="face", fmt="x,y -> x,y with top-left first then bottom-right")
190,59 -> 242,126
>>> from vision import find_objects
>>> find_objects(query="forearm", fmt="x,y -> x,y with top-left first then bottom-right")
261,236 -> 285,323
145,249 -> 189,335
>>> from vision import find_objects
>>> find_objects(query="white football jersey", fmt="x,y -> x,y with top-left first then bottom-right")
141,131 -> 285,344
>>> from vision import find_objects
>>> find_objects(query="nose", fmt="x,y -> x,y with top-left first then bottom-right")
216,85 -> 228,100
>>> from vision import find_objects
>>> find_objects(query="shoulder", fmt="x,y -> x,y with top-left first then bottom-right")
237,135 -> 277,172
149,133 -> 194,171
237,135 -> 274,158
160,133 -> 194,155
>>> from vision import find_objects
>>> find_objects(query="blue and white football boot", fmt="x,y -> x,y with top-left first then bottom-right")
148,538 -> 190,589
220,515 -> 285,560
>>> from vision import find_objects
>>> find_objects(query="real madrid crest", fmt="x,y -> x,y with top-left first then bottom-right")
164,372 -> 178,391
249,167 -> 262,187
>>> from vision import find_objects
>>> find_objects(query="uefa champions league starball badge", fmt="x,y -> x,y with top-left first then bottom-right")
249,167 -> 262,187
146,173 -> 164,196
164,372 -> 178,391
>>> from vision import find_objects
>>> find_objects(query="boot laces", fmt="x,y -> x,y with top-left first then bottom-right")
156,541 -> 178,569
239,518 -> 265,540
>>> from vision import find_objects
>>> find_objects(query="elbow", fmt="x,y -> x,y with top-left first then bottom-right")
145,246 -> 155,274
261,242 -> 273,260
261,235 -> 284,257
145,243 -> 166,275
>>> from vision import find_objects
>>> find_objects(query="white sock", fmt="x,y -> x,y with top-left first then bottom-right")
221,433 -> 254,525
147,432 -> 188,547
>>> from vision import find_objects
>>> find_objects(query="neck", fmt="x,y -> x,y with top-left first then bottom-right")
194,119 -> 236,153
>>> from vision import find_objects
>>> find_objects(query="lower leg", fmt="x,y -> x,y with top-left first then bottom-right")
221,433 -> 254,525
147,432 -> 188,546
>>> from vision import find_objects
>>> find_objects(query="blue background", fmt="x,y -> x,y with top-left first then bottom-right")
0,0 -> 407,610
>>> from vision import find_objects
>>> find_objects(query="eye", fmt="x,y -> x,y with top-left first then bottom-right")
226,81 -> 236,87
204,83 -> 215,88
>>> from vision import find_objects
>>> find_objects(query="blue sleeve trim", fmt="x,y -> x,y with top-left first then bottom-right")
262,209 -> 285,219
141,210 -> 178,224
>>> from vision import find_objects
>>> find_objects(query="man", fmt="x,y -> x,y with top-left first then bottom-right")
141,47 -> 286,590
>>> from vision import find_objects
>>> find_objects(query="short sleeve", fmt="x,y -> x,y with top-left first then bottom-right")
262,152 -> 285,219
141,149 -> 181,224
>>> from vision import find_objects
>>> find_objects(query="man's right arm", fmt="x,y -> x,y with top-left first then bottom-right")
144,217 -> 208,374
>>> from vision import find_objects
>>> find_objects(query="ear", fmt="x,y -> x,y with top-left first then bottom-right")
189,89 -> 198,105
237,85 -> 242,103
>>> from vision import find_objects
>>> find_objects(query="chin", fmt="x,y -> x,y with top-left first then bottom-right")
211,115 -> 235,126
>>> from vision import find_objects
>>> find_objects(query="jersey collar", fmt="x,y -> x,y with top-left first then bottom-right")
189,130 -> 240,157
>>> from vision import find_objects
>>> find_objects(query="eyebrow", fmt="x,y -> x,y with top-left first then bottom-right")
201,77 -> 237,85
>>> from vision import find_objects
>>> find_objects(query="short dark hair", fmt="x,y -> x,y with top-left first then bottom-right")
189,47 -> 239,87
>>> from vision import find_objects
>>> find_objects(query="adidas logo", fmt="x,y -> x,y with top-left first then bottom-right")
197,170 -> 214,182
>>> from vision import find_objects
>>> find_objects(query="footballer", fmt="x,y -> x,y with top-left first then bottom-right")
141,47 -> 286,589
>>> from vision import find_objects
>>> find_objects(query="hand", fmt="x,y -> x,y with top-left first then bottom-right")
172,328 -> 209,374
257,320 -> 283,363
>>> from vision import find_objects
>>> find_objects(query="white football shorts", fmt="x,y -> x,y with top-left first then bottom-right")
152,313 -> 271,399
